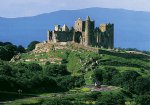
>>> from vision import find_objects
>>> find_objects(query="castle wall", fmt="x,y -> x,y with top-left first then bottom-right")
47,17 -> 114,49
53,31 -> 73,42
47,30 -> 52,42
74,18 -> 83,32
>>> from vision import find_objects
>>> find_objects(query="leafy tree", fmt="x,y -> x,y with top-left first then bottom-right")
93,68 -> 103,82
3,42 -> 13,46
3,44 -> 17,61
27,41 -> 40,51
0,46 -> 7,60
135,95 -> 150,105
93,67 -> 120,85
96,92 -> 125,105
120,70 -> 141,93
0,76 -> 16,91
31,77 -> 58,92
57,75 -> 85,91
26,63 -> 42,72
134,77 -> 150,94
0,42 -> 4,46
0,42 -> 26,61
0,41 -> 28,60
86,92 -> 101,101
44,64 -> 70,77
61,58 -> 68,64
17,45 -> 26,53
0,64 -> 12,76
102,67 -> 120,85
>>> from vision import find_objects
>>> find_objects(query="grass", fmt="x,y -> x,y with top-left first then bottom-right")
4,86 -> 130,105
7,46 -> 150,105
67,52 -> 82,75
81,87 -> 91,92
18,46 -> 150,82
5,98 -> 41,105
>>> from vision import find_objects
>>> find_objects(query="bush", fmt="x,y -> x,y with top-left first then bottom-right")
86,92 -> 101,101
0,62 -> 84,93
44,64 -> 70,77
93,67 -> 120,85
57,75 -> 85,91
96,92 -> 125,105
81,87 -> 91,92
41,98 -> 73,105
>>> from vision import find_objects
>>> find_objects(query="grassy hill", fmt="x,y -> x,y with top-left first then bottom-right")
3,44 -> 150,105
15,43 -> 150,85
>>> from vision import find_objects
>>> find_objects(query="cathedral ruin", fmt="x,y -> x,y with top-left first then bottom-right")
47,16 -> 114,49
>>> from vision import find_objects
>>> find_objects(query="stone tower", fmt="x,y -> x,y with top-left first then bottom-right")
47,30 -> 52,42
74,18 -> 83,32
84,16 -> 95,46
62,24 -> 69,32
85,16 -> 91,46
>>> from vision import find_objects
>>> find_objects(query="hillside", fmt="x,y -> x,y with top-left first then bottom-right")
13,42 -> 150,84
2,43 -> 150,105
0,7 -> 150,50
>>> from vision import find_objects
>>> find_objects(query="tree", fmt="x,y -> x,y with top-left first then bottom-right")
96,92 -> 125,105
44,64 -> 70,77
0,47 -> 7,60
27,41 -> 40,51
26,63 -> 42,72
135,95 -> 150,105
61,58 -> 68,64
0,42 -> 4,46
93,67 -> 120,85
3,42 -> 13,46
102,67 -> 120,85
0,44 -> 17,61
134,77 -> 150,94
93,68 -> 103,82
86,92 -> 101,101
0,64 -> 12,76
4,44 -> 17,61
120,70 -> 141,92
17,45 -> 26,53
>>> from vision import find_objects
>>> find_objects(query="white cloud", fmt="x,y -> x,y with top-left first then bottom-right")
0,0 -> 149,18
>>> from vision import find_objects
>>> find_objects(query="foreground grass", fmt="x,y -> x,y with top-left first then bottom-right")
5,86 -> 121,105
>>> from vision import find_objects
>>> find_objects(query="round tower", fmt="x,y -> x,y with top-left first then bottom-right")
85,16 -> 91,46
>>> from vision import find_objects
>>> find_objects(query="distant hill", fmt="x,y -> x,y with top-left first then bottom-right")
0,7 -> 150,50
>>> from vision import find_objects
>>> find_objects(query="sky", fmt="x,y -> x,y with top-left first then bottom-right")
0,0 -> 149,18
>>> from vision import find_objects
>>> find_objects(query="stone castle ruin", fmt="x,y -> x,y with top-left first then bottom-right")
47,16 -> 114,49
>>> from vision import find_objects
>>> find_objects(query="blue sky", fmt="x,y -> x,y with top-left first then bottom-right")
0,0 -> 149,18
